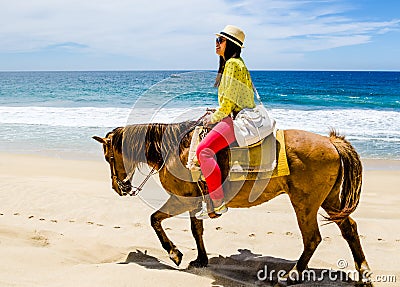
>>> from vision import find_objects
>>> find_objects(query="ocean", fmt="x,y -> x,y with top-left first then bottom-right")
0,70 -> 399,160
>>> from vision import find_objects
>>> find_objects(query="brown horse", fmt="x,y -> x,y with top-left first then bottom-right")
93,121 -> 371,284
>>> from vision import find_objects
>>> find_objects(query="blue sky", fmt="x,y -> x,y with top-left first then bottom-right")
0,0 -> 399,71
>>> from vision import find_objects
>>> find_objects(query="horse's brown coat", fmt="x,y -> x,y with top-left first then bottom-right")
94,122 -> 371,285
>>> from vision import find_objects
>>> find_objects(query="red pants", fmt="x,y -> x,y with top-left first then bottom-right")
196,117 -> 236,200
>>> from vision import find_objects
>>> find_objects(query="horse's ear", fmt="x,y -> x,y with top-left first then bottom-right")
92,136 -> 107,144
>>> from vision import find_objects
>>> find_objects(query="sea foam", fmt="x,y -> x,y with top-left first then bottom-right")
1,106 -> 399,137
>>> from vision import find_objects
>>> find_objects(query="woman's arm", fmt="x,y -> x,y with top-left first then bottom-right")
210,97 -> 236,124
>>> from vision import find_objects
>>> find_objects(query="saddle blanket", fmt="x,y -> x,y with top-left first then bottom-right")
187,127 -> 290,181
228,129 -> 290,181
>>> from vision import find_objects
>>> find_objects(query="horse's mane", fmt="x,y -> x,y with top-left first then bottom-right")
110,121 -> 197,168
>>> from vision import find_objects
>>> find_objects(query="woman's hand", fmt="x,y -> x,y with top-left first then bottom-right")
203,113 -> 212,127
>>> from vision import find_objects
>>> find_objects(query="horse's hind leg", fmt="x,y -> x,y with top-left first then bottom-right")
291,207 -> 322,277
337,217 -> 371,279
276,193 -> 322,285
322,201 -> 371,282
150,195 -> 191,266
188,211 -> 208,268
275,182 -> 325,286
322,181 -> 371,279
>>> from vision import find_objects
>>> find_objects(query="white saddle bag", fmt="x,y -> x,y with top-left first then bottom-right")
233,104 -> 275,147
233,85 -> 276,147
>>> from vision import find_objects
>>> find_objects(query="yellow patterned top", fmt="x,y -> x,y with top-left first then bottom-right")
211,57 -> 255,124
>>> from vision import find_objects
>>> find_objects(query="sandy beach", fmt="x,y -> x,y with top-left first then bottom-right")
0,152 -> 399,287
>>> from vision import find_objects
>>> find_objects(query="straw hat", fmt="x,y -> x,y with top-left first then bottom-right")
216,25 -> 245,48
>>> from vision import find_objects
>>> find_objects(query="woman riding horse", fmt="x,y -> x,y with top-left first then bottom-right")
196,25 -> 256,219
92,25 -> 372,286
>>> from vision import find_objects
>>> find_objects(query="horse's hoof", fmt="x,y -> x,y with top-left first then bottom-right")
355,276 -> 374,287
274,276 -> 293,287
273,280 -> 288,287
188,257 -> 208,268
276,266 -> 301,286
356,261 -> 373,286
169,248 -> 183,266
355,283 -> 373,287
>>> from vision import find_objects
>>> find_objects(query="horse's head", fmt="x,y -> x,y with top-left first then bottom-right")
92,132 -> 134,196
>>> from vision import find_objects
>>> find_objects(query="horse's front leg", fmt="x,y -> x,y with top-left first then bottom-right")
150,195 -> 191,266
188,210 -> 208,268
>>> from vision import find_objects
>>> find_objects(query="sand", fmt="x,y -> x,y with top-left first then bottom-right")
0,152 -> 399,287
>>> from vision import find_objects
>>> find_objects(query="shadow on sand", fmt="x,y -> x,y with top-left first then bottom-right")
120,248 -> 365,286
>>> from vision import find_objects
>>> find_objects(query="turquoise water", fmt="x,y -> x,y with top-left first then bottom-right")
0,71 -> 399,159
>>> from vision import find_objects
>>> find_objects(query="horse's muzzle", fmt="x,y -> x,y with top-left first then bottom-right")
115,178 -> 133,196
123,186 -> 141,196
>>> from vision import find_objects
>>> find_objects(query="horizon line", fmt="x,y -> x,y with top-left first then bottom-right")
0,69 -> 399,73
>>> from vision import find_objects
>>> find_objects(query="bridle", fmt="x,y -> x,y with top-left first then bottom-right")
107,134 -> 136,196
106,111 -> 211,196
106,132 -> 163,197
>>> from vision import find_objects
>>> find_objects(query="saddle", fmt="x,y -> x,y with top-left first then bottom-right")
186,127 -> 290,182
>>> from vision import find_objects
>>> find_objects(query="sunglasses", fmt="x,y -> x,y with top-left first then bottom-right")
216,36 -> 226,44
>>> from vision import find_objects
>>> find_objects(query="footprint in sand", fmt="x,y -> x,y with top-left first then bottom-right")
76,221 -> 105,227
266,231 -> 274,235
13,213 -> 20,216
134,223 -> 142,228
51,220 -> 57,223
28,215 -> 34,219
31,233 -> 49,247
39,218 -> 45,221
285,231 -> 293,236
215,226 -> 222,231
249,233 -> 256,238
113,226 -> 121,229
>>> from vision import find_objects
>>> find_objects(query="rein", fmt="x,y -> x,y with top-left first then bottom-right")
127,151 -> 170,196
109,111 -> 211,197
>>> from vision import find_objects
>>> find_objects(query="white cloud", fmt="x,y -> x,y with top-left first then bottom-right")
0,0 -> 398,69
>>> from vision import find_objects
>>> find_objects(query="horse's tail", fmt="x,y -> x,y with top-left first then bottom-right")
328,130 -> 363,222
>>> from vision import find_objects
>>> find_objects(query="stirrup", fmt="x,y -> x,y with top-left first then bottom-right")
214,201 -> 228,215
195,201 -> 210,220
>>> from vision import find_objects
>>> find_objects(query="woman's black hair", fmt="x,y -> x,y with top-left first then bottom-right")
214,39 -> 242,87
